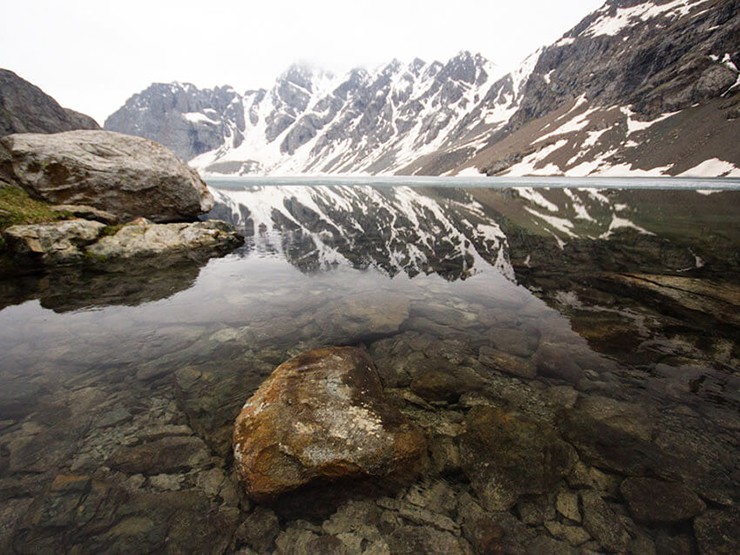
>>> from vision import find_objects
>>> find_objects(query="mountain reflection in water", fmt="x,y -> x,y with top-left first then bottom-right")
0,179 -> 738,554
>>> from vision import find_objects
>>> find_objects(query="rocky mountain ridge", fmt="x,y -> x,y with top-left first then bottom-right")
0,69 -> 100,137
105,0 -> 739,178
106,51 -> 503,175
424,0 -> 740,177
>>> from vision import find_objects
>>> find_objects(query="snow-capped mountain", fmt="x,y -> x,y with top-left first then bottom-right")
105,52 -> 504,176
425,0 -> 740,177
105,0 -> 739,177
103,82 -> 242,162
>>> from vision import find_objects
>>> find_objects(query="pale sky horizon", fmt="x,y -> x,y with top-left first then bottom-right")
1,0 -> 604,125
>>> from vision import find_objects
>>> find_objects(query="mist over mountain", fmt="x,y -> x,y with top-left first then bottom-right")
104,0 -> 739,178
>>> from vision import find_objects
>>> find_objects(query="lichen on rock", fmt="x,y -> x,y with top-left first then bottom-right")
232,346 -> 427,505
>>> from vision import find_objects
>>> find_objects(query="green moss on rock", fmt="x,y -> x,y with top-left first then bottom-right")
0,184 -> 68,231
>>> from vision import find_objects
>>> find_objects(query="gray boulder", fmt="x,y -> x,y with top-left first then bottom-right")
3,219 -> 106,264
86,218 -> 242,260
0,130 -> 214,222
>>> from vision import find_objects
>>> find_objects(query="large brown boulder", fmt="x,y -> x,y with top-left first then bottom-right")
0,130 -> 213,222
232,347 -> 426,505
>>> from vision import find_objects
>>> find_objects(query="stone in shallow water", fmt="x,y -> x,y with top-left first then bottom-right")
534,342 -> 583,382
106,436 -> 210,475
556,490 -> 581,523
233,506 -> 280,553
693,509 -> 739,555
232,346 -> 426,505
459,405 -> 577,511
620,476 -> 705,525
562,394 -> 660,475
478,346 -> 537,379
409,368 -> 469,403
580,490 -> 630,553
488,326 -> 540,358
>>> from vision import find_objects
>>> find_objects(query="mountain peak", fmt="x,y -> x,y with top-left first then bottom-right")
104,0 -> 739,179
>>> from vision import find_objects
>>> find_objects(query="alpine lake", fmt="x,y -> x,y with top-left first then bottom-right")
0,177 -> 738,554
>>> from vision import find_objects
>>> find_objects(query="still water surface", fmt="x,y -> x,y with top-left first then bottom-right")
0,178 -> 738,553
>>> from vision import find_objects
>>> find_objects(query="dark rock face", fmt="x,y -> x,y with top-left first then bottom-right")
0,69 -> 100,136
232,346 -> 426,505
0,130 -> 214,222
511,0 -> 738,122
104,82 -> 242,161
620,477 -> 706,524
462,0 -> 739,176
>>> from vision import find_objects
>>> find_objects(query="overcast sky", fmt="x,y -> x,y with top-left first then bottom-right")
1,0 -> 603,124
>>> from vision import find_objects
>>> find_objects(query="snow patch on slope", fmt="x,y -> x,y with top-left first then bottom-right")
585,0 -> 710,38
679,158 -> 740,177
182,112 -> 219,125
504,140 -> 569,176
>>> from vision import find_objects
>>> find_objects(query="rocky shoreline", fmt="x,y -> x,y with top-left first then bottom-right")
0,130 -> 243,276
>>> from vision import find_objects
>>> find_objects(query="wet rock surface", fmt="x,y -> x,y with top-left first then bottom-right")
621,477 -> 706,525
3,216 -> 243,270
459,406 -> 577,510
232,347 -> 426,506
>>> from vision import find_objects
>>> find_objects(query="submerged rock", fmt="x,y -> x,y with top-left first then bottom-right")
620,477 -> 706,525
580,490 -> 631,553
693,509 -> 740,555
0,130 -> 213,222
562,394 -> 661,475
232,346 -> 426,505
459,405 -> 577,511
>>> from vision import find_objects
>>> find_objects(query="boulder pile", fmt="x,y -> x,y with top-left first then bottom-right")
0,130 -> 242,271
